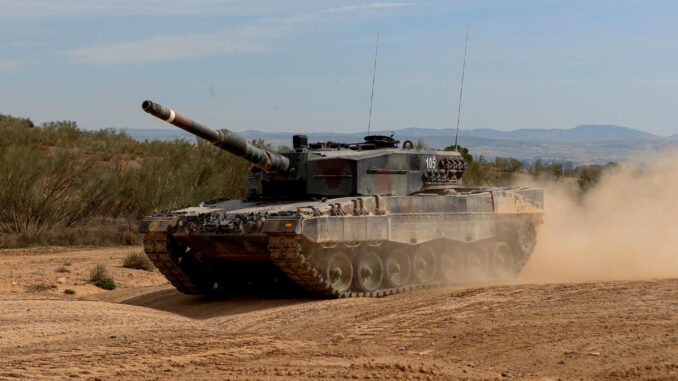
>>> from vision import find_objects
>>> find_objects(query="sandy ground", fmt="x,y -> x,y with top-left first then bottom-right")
1,247 -> 677,380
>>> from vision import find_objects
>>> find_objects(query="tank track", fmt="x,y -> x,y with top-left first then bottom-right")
269,235 -> 440,298
143,230 -> 534,299
143,237 -> 204,295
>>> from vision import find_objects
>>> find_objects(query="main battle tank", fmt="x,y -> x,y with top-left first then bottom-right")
139,100 -> 543,297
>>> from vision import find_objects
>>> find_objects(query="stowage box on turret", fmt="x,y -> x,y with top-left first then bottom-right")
139,100 -> 543,297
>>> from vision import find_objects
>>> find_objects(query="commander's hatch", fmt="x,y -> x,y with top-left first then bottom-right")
359,134 -> 399,150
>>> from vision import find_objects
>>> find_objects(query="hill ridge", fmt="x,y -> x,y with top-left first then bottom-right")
124,124 -> 677,164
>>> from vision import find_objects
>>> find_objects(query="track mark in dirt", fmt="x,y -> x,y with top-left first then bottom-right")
1,248 -> 678,379
121,288 -> 314,319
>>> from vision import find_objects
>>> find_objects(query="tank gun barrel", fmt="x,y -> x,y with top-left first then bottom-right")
142,100 -> 289,173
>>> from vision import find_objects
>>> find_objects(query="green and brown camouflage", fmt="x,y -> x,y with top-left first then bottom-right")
143,100 -> 466,199
139,101 -> 544,298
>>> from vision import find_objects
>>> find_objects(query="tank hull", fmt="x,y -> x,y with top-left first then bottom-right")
141,187 -> 543,297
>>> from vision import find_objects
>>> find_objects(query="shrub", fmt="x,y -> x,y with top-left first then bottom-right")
90,263 -> 108,282
64,289 -> 76,295
94,278 -> 116,290
0,113 -> 246,249
55,266 -> 70,273
27,284 -> 57,292
122,250 -> 154,271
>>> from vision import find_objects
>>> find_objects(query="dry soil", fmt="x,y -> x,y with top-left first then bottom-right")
1,246 -> 677,380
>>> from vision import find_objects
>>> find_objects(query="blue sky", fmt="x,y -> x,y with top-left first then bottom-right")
1,0 -> 676,136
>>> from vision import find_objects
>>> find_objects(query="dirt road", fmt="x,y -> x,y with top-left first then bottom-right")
1,247 -> 677,380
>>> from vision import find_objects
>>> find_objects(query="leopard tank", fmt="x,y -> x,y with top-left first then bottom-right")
139,100 -> 543,297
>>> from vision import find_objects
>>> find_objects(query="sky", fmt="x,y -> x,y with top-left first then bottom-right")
0,0 -> 676,136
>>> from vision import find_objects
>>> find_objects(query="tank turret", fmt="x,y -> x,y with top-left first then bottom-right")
142,100 -> 289,173
141,100 -> 469,200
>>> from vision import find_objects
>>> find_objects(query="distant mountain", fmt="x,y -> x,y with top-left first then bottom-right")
122,128 -> 191,141
371,124 -> 661,142
562,124 -> 660,141
123,124 -> 677,165
130,124 -> 662,143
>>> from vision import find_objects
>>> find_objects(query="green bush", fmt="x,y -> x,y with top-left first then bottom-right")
64,289 -> 76,295
94,278 -> 116,290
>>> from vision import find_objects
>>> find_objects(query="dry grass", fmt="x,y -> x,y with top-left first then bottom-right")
27,284 -> 57,292
0,115 -> 246,250
89,263 -> 108,282
122,250 -> 154,271
0,220 -> 141,249
89,263 -> 116,290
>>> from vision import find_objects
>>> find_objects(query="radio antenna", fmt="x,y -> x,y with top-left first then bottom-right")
367,31 -> 379,136
454,25 -> 469,152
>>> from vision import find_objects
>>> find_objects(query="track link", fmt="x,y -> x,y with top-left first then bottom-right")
269,235 -> 338,298
143,236 -> 204,295
269,235 -> 439,299
144,234 -> 514,299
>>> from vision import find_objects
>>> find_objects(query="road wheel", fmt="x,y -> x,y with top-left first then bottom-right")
383,250 -> 411,288
501,219 -> 537,258
489,241 -> 517,281
323,251 -> 353,293
464,243 -> 489,282
412,246 -> 437,284
438,245 -> 464,283
353,250 -> 384,292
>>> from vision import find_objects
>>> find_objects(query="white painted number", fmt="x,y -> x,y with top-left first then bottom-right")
425,156 -> 436,169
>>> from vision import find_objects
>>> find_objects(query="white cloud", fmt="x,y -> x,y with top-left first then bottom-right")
320,2 -> 414,14
9,40 -> 43,48
0,0 -> 320,18
65,27 -> 273,65
61,1 -> 416,65
0,60 -> 21,72
0,0 -> 414,17
263,2 -> 414,24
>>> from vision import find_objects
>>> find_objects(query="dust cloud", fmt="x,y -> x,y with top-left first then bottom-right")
518,152 -> 678,283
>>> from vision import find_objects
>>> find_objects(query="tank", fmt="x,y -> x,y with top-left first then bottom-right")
139,100 -> 544,297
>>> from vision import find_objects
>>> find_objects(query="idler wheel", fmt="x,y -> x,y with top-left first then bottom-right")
383,250 -> 411,288
438,246 -> 464,283
323,251 -> 353,293
412,246 -> 437,284
515,221 -> 537,256
500,219 -> 537,259
464,243 -> 489,282
352,251 -> 384,292
489,241 -> 516,281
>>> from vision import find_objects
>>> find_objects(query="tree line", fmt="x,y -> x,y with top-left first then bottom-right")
0,114 -> 245,247
439,143 -> 615,190
0,115 -> 615,248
